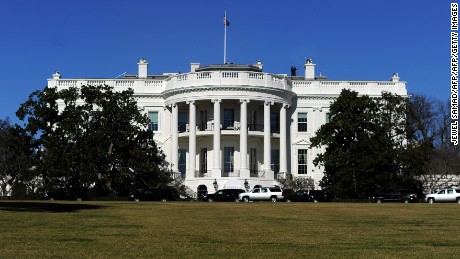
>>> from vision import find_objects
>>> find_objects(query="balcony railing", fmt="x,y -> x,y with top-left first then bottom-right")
178,124 -> 187,133
248,124 -> 264,132
222,171 -> 240,177
179,122 -> 279,133
165,71 -> 290,91
198,122 -> 214,131
195,170 -> 211,178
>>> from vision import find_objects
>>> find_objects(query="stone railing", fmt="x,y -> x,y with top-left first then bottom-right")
222,171 -> 240,177
195,170 -> 211,178
49,79 -> 166,94
165,71 -> 290,91
291,80 -> 407,96
49,71 -> 290,93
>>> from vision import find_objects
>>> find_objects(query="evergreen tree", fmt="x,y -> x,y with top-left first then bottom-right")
310,89 -> 422,198
16,85 -> 170,198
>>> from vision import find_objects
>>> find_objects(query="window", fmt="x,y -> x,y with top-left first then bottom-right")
270,112 -> 280,133
326,113 -> 333,123
269,187 -> 282,192
224,147 -> 234,175
178,149 -> 186,174
298,149 -> 308,174
148,112 -> 158,131
223,109 -> 235,129
178,111 -> 187,132
298,112 -> 308,132
200,148 -> 207,173
271,149 -> 279,174
447,189 -> 454,194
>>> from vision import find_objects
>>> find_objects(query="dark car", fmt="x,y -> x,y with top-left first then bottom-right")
129,187 -> 180,202
370,189 -> 418,203
285,190 -> 331,202
203,189 -> 245,202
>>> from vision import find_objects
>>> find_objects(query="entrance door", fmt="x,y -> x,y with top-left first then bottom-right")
223,147 -> 234,176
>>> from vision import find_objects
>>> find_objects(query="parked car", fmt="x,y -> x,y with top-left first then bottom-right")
203,189 -> 245,202
285,190 -> 331,202
129,187 -> 180,201
370,189 -> 418,203
425,188 -> 460,203
238,186 -> 284,202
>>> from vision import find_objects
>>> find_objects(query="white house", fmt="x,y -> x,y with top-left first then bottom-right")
48,58 -> 407,195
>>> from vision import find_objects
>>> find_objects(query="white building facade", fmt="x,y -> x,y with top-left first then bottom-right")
48,58 -> 407,195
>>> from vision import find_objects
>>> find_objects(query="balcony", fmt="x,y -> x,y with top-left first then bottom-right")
195,170 -> 211,178
165,71 -> 290,92
181,121 -> 280,135
222,171 -> 240,177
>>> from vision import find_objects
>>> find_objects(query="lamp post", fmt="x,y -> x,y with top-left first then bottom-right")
213,179 -> 218,191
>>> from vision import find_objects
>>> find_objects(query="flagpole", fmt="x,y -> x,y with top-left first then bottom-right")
224,10 -> 227,64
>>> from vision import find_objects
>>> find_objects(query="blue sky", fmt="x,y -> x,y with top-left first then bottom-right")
0,0 -> 452,122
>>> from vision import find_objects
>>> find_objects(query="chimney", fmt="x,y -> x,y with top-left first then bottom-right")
304,58 -> 315,80
391,72 -> 400,82
190,63 -> 200,72
254,60 -> 263,70
138,58 -> 148,78
52,71 -> 61,79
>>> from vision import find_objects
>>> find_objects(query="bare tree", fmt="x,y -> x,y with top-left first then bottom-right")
408,95 -> 460,193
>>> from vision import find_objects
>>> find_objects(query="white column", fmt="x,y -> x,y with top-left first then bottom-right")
212,99 -> 221,178
187,100 -> 196,179
239,99 -> 249,178
279,104 -> 288,176
171,103 -> 179,173
264,101 -> 273,178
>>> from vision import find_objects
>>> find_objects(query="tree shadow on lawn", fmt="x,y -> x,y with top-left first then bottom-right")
0,202 -> 107,213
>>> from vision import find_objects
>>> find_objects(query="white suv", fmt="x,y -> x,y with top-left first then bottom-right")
425,188 -> 460,203
238,186 -> 284,202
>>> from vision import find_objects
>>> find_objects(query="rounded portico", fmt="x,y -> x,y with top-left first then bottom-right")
163,64 -> 295,193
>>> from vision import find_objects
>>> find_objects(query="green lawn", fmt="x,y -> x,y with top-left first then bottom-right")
0,201 -> 458,258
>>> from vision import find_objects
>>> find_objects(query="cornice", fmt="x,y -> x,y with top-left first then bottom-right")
162,85 -> 296,99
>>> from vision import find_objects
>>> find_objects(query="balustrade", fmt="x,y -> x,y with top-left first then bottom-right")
222,171 -> 240,177
195,170 -> 211,178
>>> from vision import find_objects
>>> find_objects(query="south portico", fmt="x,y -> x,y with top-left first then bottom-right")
165,94 -> 293,193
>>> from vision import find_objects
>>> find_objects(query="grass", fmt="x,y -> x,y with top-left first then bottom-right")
0,201 -> 459,258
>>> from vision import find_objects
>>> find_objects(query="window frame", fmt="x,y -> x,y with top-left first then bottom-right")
298,149 -> 308,175
148,111 -> 159,132
298,112 -> 308,132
